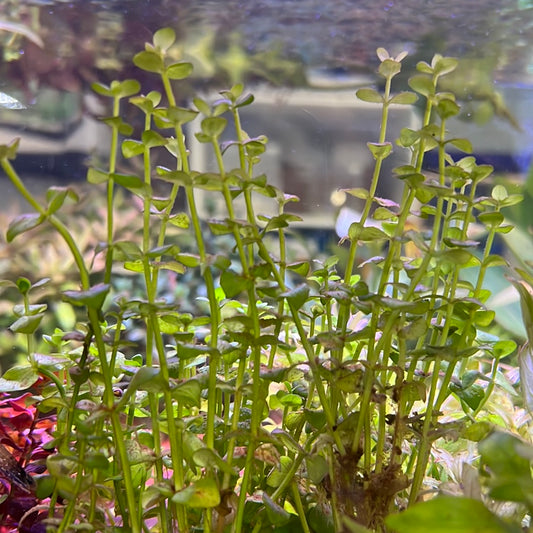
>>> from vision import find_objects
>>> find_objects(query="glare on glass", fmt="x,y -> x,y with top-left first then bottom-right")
0,92 -> 26,110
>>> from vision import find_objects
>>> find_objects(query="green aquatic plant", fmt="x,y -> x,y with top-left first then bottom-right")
0,28 -> 530,533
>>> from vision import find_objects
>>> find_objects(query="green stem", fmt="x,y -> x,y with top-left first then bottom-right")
104,96 -> 121,285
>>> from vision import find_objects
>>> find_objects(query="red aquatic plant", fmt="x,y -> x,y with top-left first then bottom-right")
0,388 -> 56,533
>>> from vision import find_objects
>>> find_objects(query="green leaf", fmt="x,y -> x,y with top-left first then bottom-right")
356,88 -> 383,104
111,173 -> 146,191
263,493 -> 291,526
478,211 -> 504,228
0,138 -> 20,160
220,269 -> 250,298
277,392 -> 303,408
133,50 -> 164,73
192,448 -> 236,475
385,495 -> 521,533
462,420 -> 492,442
122,139 -> 144,158
416,61 -> 433,74
492,184 -> 508,201
166,62 -> 193,80
172,477 -> 220,508
157,261 -> 186,274
176,344 -> 212,361
229,92 -> 251,109
142,130 -> 167,149
13,303 -> 47,317
436,98 -> 460,120
448,138 -> 473,153
46,186 -> 78,214
305,454 -> 329,484
87,167 -> 109,184
207,219 -> 232,235
454,383 -> 484,410
473,310 -> 495,327
193,97 -> 211,115
0,365 -> 40,392
101,116 -> 133,136
9,313 -> 45,334
164,106 -> 199,126
408,74 -> 434,97
201,117 -> 227,138
116,367 -> 164,410
433,56 -> 458,77
171,379 -> 201,407
244,139 -> 266,157
389,91 -> 418,105
482,254 -> 507,268
6,213 -> 44,242
169,213 -> 190,228
156,168 -> 193,186
399,317 -> 428,340
281,284 -> 309,311
175,253 -> 199,267
379,58 -> 402,78
93,80 -> 140,99
111,79 -> 140,99
114,241 -> 143,260
263,214 -> 302,232
62,283 -> 110,309
493,340 -> 516,358
152,197 -> 172,211
287,261 -> 310,276
343,187 -> 369,200
398,127 -> 420,147
438,248 -> 477,266
479,431 -> 533,505
373,207 -> 396,220
153,27 -> 175,51
367,142 -> 392,160
91,82 -> 113,97
15,277 -> 32,294
129,92 -> 161,113
348,224 -> 389,242
308,504 -> 335,533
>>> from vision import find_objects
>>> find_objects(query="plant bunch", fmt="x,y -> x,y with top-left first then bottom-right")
0,28 -> 531,533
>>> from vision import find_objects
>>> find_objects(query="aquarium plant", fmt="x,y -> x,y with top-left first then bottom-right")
0,27 -> 531,533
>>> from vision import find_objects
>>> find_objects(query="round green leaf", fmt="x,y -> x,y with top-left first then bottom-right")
153,27 -> 176,51
389,91 -> 418,105
172,477 -> 220,508
408,75 -> 434,97
386,495 -> 521,533
0,365 -> 40,392
379,58 -> 402,78
110,79 -> 140,99
122,139 -> 144,158
201,117 -> 227,138
133,50 -> 164,73
356,88 -> 383,104
436,98 -> 460,120
166,62 -> 193,80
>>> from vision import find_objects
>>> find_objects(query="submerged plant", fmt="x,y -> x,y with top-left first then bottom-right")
0,28 -> 530,533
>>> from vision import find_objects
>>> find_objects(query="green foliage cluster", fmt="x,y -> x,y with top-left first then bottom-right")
1,28 -> 533,533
